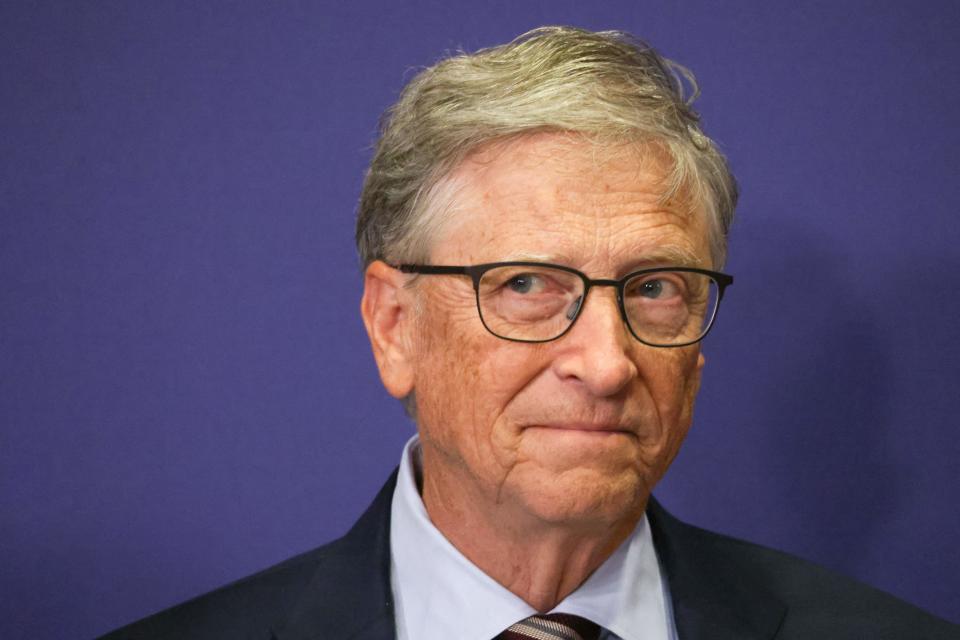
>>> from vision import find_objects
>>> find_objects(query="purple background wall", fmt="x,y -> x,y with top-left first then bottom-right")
2,2 -> 958,638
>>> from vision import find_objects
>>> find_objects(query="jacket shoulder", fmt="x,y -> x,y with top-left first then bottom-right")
97,534 -> 349,640
98,472 -> 398,640
648,499 -> 959,639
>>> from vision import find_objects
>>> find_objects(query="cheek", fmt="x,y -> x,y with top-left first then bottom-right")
412,316 -> 481,438
412,308 -> 547,469
412,286 -> 479,385
644,347 -> 701,418
641,348 -> 702,476
410,293 -> 495,441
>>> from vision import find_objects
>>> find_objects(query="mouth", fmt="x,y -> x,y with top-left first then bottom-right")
526,423 -> 634,438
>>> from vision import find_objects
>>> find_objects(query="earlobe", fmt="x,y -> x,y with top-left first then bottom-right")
360,261 -> 416,399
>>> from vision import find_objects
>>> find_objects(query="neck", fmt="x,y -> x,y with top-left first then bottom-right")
419,451 -> 645,612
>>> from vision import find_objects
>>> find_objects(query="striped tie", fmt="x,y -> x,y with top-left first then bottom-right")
496,613 -> 601,640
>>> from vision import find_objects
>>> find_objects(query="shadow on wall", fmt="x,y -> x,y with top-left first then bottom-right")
730,217 -> 904,571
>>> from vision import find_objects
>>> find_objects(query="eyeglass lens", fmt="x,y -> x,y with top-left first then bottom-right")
476,265 -> 719,345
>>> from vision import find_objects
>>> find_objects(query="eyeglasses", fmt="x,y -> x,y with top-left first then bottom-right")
396,261 -> 733,347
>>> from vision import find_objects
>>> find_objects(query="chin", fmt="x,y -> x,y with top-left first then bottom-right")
511,466 -> 649,528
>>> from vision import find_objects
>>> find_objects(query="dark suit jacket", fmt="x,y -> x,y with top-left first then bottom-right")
100,470 -> 958,639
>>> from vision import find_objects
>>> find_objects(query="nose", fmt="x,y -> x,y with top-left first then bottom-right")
551,286 -> 639,397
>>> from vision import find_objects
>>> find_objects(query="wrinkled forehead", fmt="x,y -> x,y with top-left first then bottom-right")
426,134 -> 713,270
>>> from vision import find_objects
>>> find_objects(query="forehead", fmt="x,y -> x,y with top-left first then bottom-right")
430,133 -> 711,270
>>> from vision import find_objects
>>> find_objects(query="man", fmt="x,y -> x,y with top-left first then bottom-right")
103,26 -> 957,640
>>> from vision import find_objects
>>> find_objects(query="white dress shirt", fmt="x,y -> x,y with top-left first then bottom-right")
390,435 -> 678,640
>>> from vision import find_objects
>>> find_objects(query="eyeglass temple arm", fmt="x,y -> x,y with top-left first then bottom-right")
714,273 -> 733,300
396,265 -> 469,275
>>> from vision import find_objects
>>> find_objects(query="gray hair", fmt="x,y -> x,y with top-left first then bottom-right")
355,25 -> 737,270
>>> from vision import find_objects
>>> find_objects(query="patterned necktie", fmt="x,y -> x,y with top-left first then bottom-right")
496,613 -> 601,640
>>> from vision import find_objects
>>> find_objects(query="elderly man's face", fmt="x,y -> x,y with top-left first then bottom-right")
372,133 -> 710,528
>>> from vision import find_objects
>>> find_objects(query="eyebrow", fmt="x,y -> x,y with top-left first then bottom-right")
498,246 -> 706,269
498,251 -> 568,263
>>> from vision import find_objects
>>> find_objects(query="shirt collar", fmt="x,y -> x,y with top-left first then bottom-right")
389,435 -> 675,640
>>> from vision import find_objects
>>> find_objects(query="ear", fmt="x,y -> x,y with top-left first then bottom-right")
691,350 -> 706,392
361,260 -> 416,399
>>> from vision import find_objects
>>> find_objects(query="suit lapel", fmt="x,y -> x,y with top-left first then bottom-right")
273,472 -> 399,640
647,497 -> 786,640
270,473 -> 787,640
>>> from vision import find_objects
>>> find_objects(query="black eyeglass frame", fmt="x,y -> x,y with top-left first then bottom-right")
396,261 -> 733,348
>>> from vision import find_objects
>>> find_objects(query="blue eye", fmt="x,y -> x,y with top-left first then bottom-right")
640,280 -> 664,298
507,275 -> 537,293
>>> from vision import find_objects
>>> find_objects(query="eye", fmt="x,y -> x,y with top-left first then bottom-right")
627,274 -> 685,301
640,279 -> 665,298
506,273 -> 543,294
